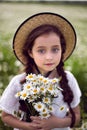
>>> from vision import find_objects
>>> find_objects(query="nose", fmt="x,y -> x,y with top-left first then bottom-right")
45,52 -> 53,60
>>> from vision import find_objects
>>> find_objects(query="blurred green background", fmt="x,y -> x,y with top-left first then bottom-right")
0,1 -> 87,130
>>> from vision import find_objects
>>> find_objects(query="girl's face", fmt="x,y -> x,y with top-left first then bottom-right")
29,32 -> 62,75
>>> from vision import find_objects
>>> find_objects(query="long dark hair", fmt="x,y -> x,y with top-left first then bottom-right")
22,24 -> 75,127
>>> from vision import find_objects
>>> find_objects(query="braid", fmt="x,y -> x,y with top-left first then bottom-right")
57,60 -> 76,128
57,61 -> 73,104
24,61 -> 34,75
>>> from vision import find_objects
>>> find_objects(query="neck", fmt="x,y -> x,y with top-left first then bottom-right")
33,65 -> 58,79
34,64 -> 52,77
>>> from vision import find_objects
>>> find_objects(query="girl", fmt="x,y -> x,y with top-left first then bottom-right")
0,12 -> 81,130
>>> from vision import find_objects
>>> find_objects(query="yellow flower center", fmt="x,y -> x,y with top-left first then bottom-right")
33,89 -> 37,93
27,85 -> 31,89
49,85 -> 53,90
42,113 -> 48,117
49,107 -> 52,111
39,77 -> 43,81
43,80 -> 47,83
52,79 -> 56,83
40,87 -> 44,91
38,105 -> 42,109
28,75 -> 33,78
23,93 -> 27,97
17,92 -> 20,96
60,106 -> 64,111
43,109 -> 46,112
45,98 -> 48,102
33,80 -> 36,82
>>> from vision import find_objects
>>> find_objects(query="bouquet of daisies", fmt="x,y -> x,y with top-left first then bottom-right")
15,73 -> 62,121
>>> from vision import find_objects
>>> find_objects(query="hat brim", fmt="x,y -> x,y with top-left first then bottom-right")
13,12 -> 77,65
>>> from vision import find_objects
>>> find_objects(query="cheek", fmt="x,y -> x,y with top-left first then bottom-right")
57,51 -> 62,58
33,55 -> 43,64
56,53 -> 62,63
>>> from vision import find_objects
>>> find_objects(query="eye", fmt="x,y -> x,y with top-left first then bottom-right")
37,49 -> 45,54
52,48 -> 59,53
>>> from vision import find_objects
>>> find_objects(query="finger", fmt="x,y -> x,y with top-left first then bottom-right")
31,123 -> 38,127
31,122 -> 41,128
30,116 -> 41,121
32,119 -> 42,125
32,123 -> 42,129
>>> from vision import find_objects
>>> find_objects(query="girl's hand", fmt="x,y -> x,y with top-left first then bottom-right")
30,115 -> 56,130
22,122 -> 41,130
1,111 -> 41,130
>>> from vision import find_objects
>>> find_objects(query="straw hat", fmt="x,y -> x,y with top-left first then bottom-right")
13,12 -> 76,65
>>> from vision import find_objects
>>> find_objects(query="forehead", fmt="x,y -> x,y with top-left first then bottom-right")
34,32 -> 61,47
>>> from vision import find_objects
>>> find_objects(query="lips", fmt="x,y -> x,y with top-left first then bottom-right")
45,63 -> 54,66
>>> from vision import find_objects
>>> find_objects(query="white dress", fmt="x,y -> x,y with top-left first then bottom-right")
0,71 -> 81,130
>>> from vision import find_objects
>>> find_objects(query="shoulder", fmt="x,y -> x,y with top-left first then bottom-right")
65,70 -> 75,79
7,73 -> 26,91
10,73 -> 26,83
65,70 -> 78,88
65,70 -> 81,97
0,73 -> 26,114
65,70 -> 77,84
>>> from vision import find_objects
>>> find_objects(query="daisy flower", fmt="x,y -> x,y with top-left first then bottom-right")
26,73 -> 36,81
32,87 -> 40,95
34,102 -> 45,112
15,92 -> 21,98
23,83 -> 33,92
51,78 -> 59,83
59,105 -> 65,111
48,105 -> 54,113
27,95 -> 34,103
43,78 -> 49,84
40,86 -> 46,94
43,97 -> 51,104
40,110 -> 50,119
47,84 -> 55,95
20,90 -> 28,100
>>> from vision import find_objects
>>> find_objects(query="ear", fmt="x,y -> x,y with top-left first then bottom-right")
28,50 -> 33,58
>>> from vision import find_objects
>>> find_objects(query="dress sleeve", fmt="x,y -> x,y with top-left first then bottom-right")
0,75 -> 21,115
66,71 -> 82,108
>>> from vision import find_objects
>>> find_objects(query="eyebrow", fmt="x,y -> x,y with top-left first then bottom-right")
52,45 -> 60,47
37,45 -> 60,49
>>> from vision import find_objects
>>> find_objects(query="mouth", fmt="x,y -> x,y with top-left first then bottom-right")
45,63 -> 54,66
